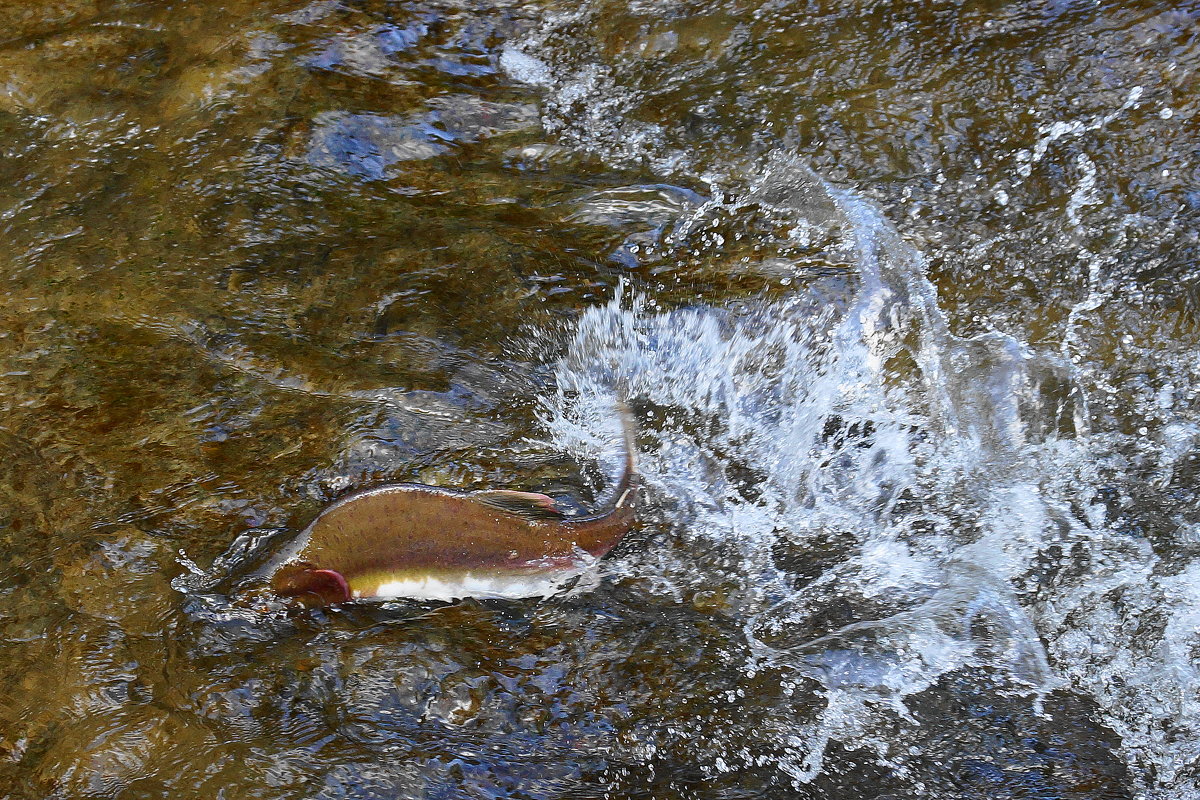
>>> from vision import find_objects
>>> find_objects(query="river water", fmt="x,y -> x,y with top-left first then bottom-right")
1,1 -> 1198,798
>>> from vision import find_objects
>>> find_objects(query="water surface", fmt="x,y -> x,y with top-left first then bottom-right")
1,0 -> 1199,798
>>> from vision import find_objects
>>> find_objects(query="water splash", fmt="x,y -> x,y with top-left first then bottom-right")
533,148 -> 1200,794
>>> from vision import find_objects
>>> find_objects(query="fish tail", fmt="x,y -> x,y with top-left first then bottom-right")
613,397 -> 638,509
572,398 -> 639,558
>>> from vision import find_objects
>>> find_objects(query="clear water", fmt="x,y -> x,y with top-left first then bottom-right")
1,0 -> 1198,798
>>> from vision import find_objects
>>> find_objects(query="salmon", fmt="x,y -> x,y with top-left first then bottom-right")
259,404 -> 638,606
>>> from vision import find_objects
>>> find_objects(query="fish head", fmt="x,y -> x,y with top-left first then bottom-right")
271,563 -> 351,606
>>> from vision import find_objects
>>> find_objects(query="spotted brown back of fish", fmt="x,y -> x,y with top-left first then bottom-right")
296,486 -> 585,578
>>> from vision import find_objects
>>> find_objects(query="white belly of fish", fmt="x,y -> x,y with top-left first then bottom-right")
358,567 -> 586,602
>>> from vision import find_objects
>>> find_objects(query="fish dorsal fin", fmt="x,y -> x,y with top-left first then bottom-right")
471,490 -> 565,521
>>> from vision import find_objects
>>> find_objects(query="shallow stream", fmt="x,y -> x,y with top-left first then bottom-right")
2,1 -> 1199,798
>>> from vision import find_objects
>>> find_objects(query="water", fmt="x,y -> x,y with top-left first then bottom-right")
2,0 -> 1199,798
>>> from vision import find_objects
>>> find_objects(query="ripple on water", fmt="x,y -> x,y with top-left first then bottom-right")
0,0 -> 1197,797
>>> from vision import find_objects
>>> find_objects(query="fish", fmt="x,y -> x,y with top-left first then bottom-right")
256,403 -> 639,606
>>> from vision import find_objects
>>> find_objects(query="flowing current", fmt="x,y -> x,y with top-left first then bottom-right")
510,38 -> 1200,800
3,1 -> 1198,798
546,159 -> 1196,796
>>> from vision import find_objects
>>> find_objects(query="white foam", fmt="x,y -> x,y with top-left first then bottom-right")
499,48 -> 553,87
539,155 -> 1110,786
507,7 -> 1199,787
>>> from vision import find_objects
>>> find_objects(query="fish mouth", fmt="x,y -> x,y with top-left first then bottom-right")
271,566 -> 351,605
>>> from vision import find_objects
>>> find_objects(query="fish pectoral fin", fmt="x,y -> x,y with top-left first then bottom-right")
471,490 -> 566,521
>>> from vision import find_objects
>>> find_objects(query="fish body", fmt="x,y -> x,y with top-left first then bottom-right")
261,406 -> 638,605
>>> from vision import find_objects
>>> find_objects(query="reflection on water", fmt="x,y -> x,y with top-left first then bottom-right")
1,0 -> 1198,797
